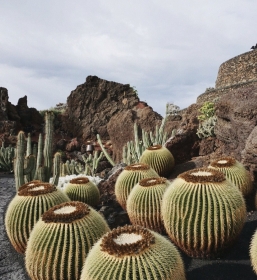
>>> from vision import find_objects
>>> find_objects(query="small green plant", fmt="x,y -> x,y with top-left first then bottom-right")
197,101 -> 217,139
198,101 -> 215,121
0,143 -> 15,172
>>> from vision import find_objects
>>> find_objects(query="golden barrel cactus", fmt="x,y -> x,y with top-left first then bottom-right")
162,168 -> 246,258
5,182 -> 70,254
127,177 -> 170,233
25,201 -> 110,280
209,156 -> 253,197
115,163 -> 159,210
64,177 -> 100,206
139,144 -> 175,177
80,225 -> 186,280
250,229 -> 257,275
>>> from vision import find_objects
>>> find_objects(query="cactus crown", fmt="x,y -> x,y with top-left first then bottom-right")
178,168 -> 226,183
147,144 -> 162,150
124,163 -> 151,171
100,225 -> 155,257
18,180 -> 42,191
69,177 -> 90,184
139,177 -> 167,187
18,183 -> 56,196
42,201 -> 90,223
209,157 -> 236,168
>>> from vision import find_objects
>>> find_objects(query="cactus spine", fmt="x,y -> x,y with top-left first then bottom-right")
25,201 -> 110,280
139,144 -> 175,177
64,177 -> 100,206
209,156 -> 253,197
115,163 -> 159,210
162,168 -> 246,258
80,225 -> 186,280
5,182 -> 70,254
127,177 -> 170,233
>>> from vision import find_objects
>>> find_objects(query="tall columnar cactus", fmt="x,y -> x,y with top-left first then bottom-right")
14,131 -> 36,191
250,229 -> 257,275
80,225 -> 186,280
64,177 -> 100,206
209,156 -> 253,197
162,168 -> 246,258
139,144 -> 175,177
0,142 -> 15,172
127,177 -> 170,233
5,182 -> 70,254
115,163 -> 159,210
25,201 -> 110,280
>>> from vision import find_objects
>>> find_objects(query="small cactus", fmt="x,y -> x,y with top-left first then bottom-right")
127,177 -> 170,233
209,156 -> 253,197
139,144 -> 175,177
25,201 -> 110,280
5,182 -> 70,254
64,177 -> 100,207
115,163 -> 159,210
162,168 -> 246,258
80,225 -> 186,280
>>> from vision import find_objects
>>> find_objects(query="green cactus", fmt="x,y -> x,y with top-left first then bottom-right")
115,163 -> 159,210
127,177 -> 170,233
5,182 -> 70,254
139,144 -> 175,177
80,225 -> 186,280
0,143 -> 15,172
162,168 -> 246,258
25,201 -> 110,280
96,134 -> 115,166
209,156 -> 253,197
14,131 -> 36,191
64,177 -> 100,206
250,229 -> 257,275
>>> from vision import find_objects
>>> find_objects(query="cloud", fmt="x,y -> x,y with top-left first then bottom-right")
0,0 -> 256,116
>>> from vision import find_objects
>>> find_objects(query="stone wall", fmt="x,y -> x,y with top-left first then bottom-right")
215,49 -> 257,88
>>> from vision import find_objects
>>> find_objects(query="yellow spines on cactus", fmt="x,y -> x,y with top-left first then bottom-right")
139,144 -> 175,177
209,156 -> 253,197
115,163 -> 159,210
80,225 -> 186,280
64,177 -> 100,206
250,229 -> 257,275
5,182 -> 70,254
25,201 -> 110,280
162,168 -> 246,258
127,177 -> 170,233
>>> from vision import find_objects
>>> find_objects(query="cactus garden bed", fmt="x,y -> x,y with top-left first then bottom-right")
1,173 -> 257,279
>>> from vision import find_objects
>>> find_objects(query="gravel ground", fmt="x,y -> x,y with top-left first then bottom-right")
1,174 -> 257,280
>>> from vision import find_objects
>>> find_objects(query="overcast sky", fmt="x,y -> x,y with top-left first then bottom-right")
0,1 -> 256,116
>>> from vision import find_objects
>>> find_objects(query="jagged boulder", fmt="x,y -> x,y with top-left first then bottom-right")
61,75 -> 140,141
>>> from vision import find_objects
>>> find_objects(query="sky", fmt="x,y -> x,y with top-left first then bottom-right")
0,1 -> 256,117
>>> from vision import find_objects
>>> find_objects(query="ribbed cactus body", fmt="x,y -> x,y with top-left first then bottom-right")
64,177 -> 100,206
209,156 -> 253,197
250,229 -> 257,275
139,145 -> 175,177
115,163 -> 159,210
80,225 -> 186,280
5,183 -> 70,254
162,168 -> 246,258
127,177 -> 170,233
25,201 -> 110,280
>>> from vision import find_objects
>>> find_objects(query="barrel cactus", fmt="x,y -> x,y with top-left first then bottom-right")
5,182 -> 70,254
162,168 -> 246,258
139,144 -> 175,177
25,201 -> 110,280
64,177 -> 100,206
80,225 -> 186,280
115,163 -> 159,210
250,229 -> 257,275
127,177 -> 170,233
209,156 -> 253,197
